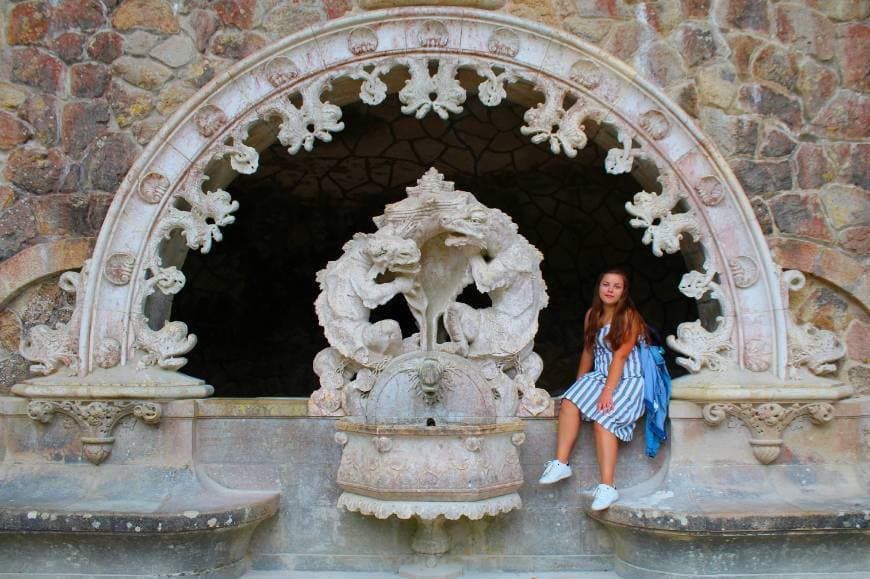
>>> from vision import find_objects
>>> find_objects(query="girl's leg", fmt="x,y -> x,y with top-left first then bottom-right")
555,398 -> 581,464
593,422 -> 619,486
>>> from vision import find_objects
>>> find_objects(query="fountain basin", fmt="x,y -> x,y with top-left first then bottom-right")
335,419 -> 525,518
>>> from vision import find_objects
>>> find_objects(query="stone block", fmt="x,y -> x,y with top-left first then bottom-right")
751,44 -> 798,93
11,47 -> 63,94
262,4 -> 324,37
54,0 -> 106,32
87,31 -> 123,64
84,133 -> 139,192
795,144 -> 835,190
150,35 -> 197,68
210,30 -> 267,60
739,83 -> 802,130
759,127 -> 795,157
769,193 -> 833,241
810,0 -> 870,21
796,59 -> 838,121
681,0 -> 710,19
678,22 -> 719,67
795,284 -> 850,333
0,187 -> 12,211
848,143 -> 869,189
122,30 -> 160,56
50,32 -> 85,63
635,1 -> 682,35
695,65 -> 738,110
564,16 -> 612,43
112,0 -> 180,33
156,81 -> 195,115
838,24 -> 870,93
108,81 -> 153,128
324,0 -> 353,19
604,21 -> 643,61
0,112 -> 32,150
845,320 -> 869,363
19,94 -> 58,146
208,0 -> 257,29
61,100 -> 110,157
28,193 -> 90,237
112,56 -> 172,91
0,201 -> 38,260
819,184 -> 870,230
841,226 -> 870,256
70,63 -> 110,98
86,191 -> 113,233
6,0 -> 50,45
812,91 -> 870,140
667,81 -> 698,118
4,148 -> 68,195
726,33 -> 762,80
750,196 -> 773,234
574,0 -> 620,17
0,83 -> 27,111
718,0 -> 769,33
638,41 -> 686,88
733,159 -> 792,197
775,3 -> 835,61
188,9 -> 221,53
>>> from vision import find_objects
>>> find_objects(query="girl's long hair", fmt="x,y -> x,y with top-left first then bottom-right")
583,268 -> 647,351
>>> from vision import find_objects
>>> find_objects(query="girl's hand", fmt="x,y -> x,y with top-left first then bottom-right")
596,388 -> 615,413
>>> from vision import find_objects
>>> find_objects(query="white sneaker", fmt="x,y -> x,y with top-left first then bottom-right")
538,460 -> 572,484
590,483 -> 619,510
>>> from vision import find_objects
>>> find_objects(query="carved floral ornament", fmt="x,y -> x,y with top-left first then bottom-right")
14,10 -> 847,409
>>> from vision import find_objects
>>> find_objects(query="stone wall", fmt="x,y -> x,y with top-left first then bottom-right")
0,0 -> 867,391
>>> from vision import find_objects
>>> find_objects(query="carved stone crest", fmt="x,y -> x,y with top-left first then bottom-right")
487,28 -> 519,58
103,253 -> 136,286
264,56 -> 299,87
194,105 -> 227,137
729,256 -> 759,288
639,109 -> 671,140
348,26 -> 378,55
417,20 -> 449,48
696,175 -> 725,206
138,173 -> 170,204
569,59 -> 602,89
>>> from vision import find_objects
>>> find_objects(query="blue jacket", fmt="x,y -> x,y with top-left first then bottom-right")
640,343 -> 671,458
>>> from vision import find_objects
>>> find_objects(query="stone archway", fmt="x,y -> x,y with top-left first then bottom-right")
13,6 -> 850,406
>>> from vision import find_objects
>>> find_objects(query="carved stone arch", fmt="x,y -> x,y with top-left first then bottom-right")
14,7 -> 850,401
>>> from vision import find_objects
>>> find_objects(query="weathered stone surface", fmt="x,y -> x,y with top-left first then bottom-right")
108,81 -> 153,128
4,148 -> 68,195
795,284 -> 850,332
156,81 -> 196,115
837,24 -> 870,92
727,33 -> 763,80
0,187 -> 13,211
54,0 -> 106,32
750,196 -> 773,235
0,310 -> 22,353
820,184 -> 870,230
759,128 -> 795,157
637,41 -> 685,87
150,36 -> 197,68
87,192 -> 114,232
699,107 -> 758,156
11,47 -> 63,93
795,144 -> 834,190
130,117 -> 163,144
0,83 -> 28,110
210,31 -> 266,60
112,56 -> 172,90
0,112 -> 32,150
574,0 -> 620,17
51,32 -> 86,63
6,1 -> 50,45
810,0 -> 870,21
207,0 -> 257,29
122,30 -> 160,56
812,91 -> 870,141
847,364 -> 870,393
564,16 -> 612,42
70,63 -> 111,99
739,84 -> 802,130
88,31 -> 124,64
841,226 -> 870,256
19,94 -> 58,146
696,65 -> 738,109
605,21 -> 643,61
184,58 -> 220,88
848,143 -> 869,190
668,81 -> 698,118
751,44 -> 798,92
112,0 -> 180,33
189,10 -> 221,53
84,133 -> 139,191
775,3 -> 835,61
62,101 -> 110,157
796,60 -> 838,121
769,193 -> 833,241
845,320 -> 869,363
635,1 -> 682,35
28,193 -> 91,236
719,0 -> 769,33
0,201 -> 38,260
324,0 -> 353,19
681,0 -> 711,19
732,158 -> 791,196
678,23 -> 719,67
262,4 -> 324,37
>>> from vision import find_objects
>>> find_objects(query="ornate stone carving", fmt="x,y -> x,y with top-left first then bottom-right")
27,400 -> 162,465
729,256 -> 759,288
94,337 -> 121,369
399,58 -> 466,119
417,20 -> 449,48
103,253 -> 136,286
521,84 -> 595,158
138,172 -> 170,204
639,109 -> 670,140
695,175 -> 725,206
135,321 -> 197,371
703,402 -> 835,464
744,339 -> 771,372
667,262 -> 735,372
604,129 -> 642,175
475,64 -> 516,107
263,80 -> 345,154
194,105 -> 227,137
351,64 -> 390,106
569,58 -> 601,89
625,171 -> 703,256
228,141 -> 259,175
487,28 -> 520,57
348,26 -> 378,55
264,56 -> 299,87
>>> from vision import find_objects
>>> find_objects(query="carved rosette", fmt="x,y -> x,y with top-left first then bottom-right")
103,253 -> 136,285
729,256 -> 759,288
487,28 -> 520,57
703,402 -> 835,464
696,175 -> 725,206
348,26 -> 378,55
639,109 -> 671,140
264,56 -> 299,87
194,105 -> 227,137
569,58 -> 601,89
27,400 -> 162,465
138,172 -> 170,204
417,20 -> 449,48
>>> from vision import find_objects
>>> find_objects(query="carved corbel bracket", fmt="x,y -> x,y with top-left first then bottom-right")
27,400 -> 163,465
702,402 -> 835,464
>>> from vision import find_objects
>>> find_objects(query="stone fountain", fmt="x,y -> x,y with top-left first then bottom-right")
310,168 -> 552,573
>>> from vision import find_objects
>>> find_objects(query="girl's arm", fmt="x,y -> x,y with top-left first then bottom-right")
597,313 -> 642,412
576,309 -> 594,379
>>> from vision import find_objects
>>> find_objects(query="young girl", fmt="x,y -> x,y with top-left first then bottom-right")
538,269 -> 647,511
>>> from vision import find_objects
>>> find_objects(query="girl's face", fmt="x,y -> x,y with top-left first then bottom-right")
598,273 -> 626,306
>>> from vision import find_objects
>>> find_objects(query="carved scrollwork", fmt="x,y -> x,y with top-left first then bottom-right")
135,320 -> 197,371
729,256 -> 759,288
703,402 -> 835,464
138,172 -> 170,204
604,129 -> 642,175
27,400 -> 162,465
695,175 -> 725,206
351,64 -> 390,106
475,64 -> 516,107
625,171 -> 703,256
19,269 -> 84,376
520,84 -> 594,158
103,253 -> 136,286
399,58 -> 466,119
744,339 -> 771,372
263,79 -> 345,155
639,109 -> 670,140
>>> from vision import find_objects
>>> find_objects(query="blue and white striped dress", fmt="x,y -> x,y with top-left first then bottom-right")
562,324 -> 645,441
